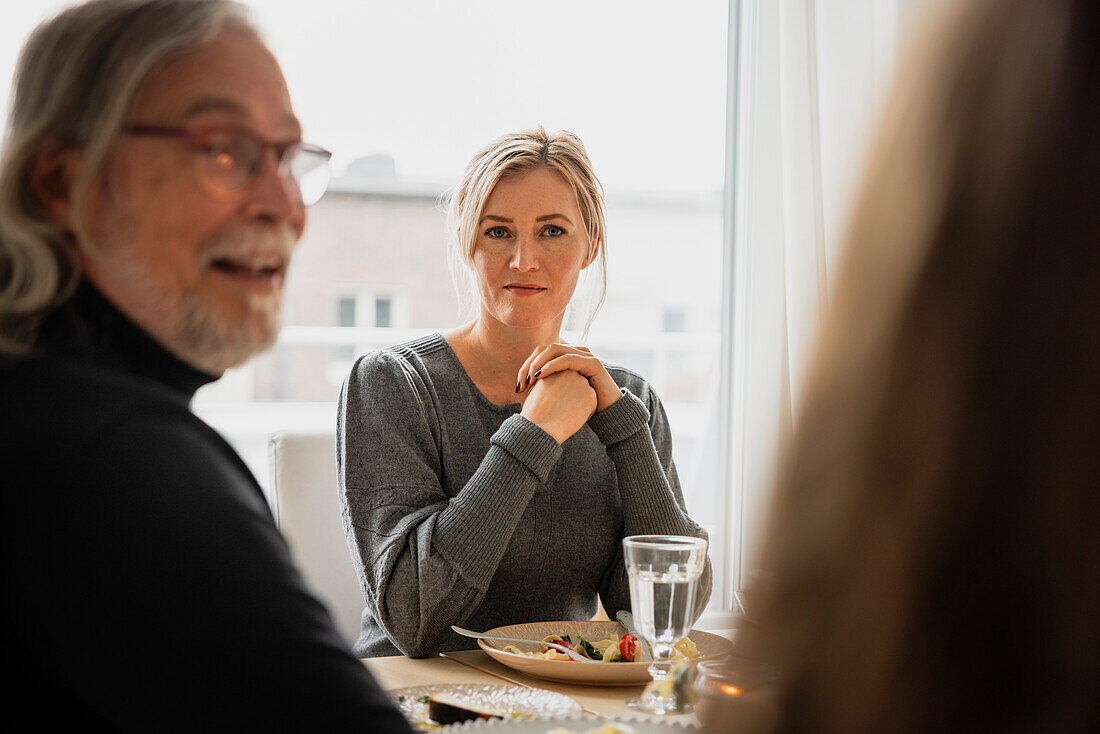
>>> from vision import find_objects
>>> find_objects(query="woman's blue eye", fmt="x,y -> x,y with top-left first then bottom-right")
543,225 -> 565,237
486,226 -> 509,238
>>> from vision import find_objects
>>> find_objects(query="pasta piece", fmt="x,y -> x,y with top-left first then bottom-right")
672,636 -> 701,660
500,641 -> 571,660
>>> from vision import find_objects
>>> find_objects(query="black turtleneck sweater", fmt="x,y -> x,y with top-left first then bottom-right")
0,284 -> 412,732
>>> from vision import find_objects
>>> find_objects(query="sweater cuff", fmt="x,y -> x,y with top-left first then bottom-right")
489,414 -> 562,483
588,389 -> 650,446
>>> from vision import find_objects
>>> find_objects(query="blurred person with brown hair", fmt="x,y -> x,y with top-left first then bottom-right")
734,0 -> 1100,732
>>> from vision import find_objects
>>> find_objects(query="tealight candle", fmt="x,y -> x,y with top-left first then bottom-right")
692,657 -> 779,734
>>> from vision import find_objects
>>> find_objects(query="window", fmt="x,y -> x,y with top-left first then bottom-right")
3,0 -> 734,625
374,298 -> 392,329
229,0 -> 731,624
337,298 -> 357,328
336,297 -> 357,360
663,308 -> 688,333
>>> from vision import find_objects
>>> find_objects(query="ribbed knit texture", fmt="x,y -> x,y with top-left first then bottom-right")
490,414 -> 564,482
436,416 -> 561,586
590,390 -> 700,534
587,387 -> 651,445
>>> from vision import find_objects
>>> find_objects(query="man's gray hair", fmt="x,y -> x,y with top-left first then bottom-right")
0,0 -> 255,353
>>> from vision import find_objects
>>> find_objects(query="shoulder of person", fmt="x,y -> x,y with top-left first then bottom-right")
349,333 -> 449,382
6,353 -> 272,537
343,333 -> 454,416
604,362 -> 660,403
2,351 -> 197,451
104,409 -> 274,527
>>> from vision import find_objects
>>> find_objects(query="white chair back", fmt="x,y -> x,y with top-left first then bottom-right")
267,430 -> 363,645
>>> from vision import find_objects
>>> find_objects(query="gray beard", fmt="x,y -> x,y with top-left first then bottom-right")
175,285 -> 283,374
109,225 -> 296,375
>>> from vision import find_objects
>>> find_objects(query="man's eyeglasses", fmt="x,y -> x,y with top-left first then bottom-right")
121,124 -> 333,206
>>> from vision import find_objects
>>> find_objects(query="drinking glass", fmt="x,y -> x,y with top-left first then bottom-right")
622,534 -> 708,714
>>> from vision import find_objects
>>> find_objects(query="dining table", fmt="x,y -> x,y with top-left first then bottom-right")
362,628 -> 737,727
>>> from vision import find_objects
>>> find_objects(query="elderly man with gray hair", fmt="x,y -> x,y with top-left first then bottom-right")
0,0 -> 411,728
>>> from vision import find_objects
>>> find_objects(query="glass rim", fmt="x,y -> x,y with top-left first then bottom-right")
622,534 -> 708,550
695,657 -> 781,683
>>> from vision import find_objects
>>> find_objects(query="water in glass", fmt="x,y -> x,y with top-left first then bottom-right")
628,569 -> 698,647
622,534 -> 708,715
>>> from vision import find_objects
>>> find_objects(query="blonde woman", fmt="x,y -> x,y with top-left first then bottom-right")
736,0 -> 1100,732
338,128 -> 711,658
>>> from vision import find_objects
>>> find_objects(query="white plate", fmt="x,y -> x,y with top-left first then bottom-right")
389,684 -> 584,730
477,621 -> 734,686
449,714 -> 698,732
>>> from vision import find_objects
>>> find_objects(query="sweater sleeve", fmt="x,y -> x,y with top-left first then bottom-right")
588,384 -> 714,624
337,350 -> 562,657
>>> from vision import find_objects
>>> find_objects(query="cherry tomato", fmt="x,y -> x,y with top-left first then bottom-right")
618,634 -> 637,662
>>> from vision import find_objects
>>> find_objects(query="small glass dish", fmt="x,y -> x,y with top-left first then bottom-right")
692,657 -> 779,734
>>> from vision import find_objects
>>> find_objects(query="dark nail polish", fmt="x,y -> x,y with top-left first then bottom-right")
526,374 -> 531,385
533,369 -> 542,379
515,381 -> 521,393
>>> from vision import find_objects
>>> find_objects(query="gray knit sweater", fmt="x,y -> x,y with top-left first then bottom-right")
337,333 -> 712,658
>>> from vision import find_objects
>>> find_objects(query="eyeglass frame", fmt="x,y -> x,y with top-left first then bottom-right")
120,123 -> 333,206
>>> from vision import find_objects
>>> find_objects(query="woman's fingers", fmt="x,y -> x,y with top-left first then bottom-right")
534,353 -> 599,381
517,343 -> 579,391
516,344 -> 620,413
516,347 -> 543,393
530,353 -> 621,414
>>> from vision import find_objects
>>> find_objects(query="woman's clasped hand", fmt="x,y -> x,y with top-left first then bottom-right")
516,342 -> 622,445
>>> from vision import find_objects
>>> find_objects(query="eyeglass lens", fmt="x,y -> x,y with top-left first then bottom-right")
287,146 -> 331,206
199,132 -> 330,206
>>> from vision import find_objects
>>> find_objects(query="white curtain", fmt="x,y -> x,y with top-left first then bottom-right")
722,0 -> 928,598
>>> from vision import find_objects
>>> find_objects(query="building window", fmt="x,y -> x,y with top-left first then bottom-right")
336,297 -> 357,361
375,297 -> 393,329
338,297 -> 357,328
663,308 -> 687,333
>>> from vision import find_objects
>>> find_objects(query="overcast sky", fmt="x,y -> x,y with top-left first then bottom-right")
1,0 -> 730,195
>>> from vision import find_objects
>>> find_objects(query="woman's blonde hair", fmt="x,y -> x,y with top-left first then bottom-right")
445,126 -> 608,336
742,0 -> 1100,732
0,0 -> 254,353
